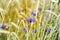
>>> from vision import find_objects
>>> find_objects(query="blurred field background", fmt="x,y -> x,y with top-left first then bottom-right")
0,0 -> 60,40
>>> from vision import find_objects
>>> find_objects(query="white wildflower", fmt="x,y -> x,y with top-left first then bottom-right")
51,0 -> 58,3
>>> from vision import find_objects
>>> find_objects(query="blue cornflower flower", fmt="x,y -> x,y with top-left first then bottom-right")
31,12 -> 36,16
45,14 -> 49,18
31,18 -> 36,22
46,29 -> 51,33
23,29 -> 28,33
26,17 -> 36,23
26,18 -> 31,22
0,25 -> 6,29
38,8 -> 42,11
48,8 -> 51,10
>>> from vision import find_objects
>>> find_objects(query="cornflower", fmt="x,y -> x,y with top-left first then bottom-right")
23,29 -> 28,33
26,17 -> 36,23
26,18 -> 31,22
31,18 -> 36,22
45,29 -> 51,33
48,8 -> 51,10
31,12 -> 36,16
0,25 -> 6,29
45,14 -> 49,18
38,8 -> 42,11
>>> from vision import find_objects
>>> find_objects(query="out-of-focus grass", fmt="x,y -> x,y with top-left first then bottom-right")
0,33 -> 7,40
0,0 -> 60,40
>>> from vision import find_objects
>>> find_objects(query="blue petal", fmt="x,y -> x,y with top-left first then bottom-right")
31,18 -> 36,22
48,8 -> 51,10
24,29 -> 28,33
46,14 -> 49,18
0,25 -> 6,29
31,12 -> 36,16
26,18 -> 31,22
47,29 -> 51,33
38,8 -> 42,11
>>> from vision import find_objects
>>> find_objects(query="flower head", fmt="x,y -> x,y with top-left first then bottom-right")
31,12 -> 36,16
26,17 -> 36,23
0,25 -> 6,29
26,18 -> 31,22
23,29 -> 28,33
31,18 -> 36,22
38,8 -> 42,11
48,8 -> 51,10
45,14 -> 49,18
47,29 -> 51,33
45,29 -> 51,33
